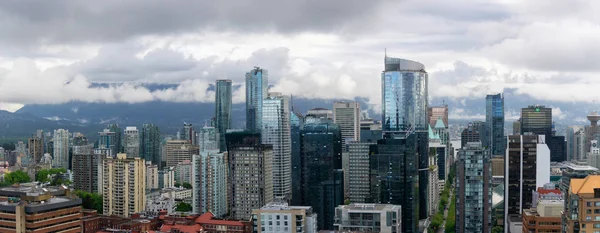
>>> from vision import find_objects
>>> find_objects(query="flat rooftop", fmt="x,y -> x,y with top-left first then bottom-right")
342,203 -> 401,212
0,183 -> 67,197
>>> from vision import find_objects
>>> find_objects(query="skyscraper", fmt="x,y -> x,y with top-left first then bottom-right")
165,140 -> 195,168
505,134 -> 551,226
246,67 -> 268,132
521,105 -> 566,162
102,153 -> 146,218
180,123 -> 196,145
199,126 -> 219,151
123,126 -> 140,158
262,92 -> 292,202
108,124 -> 123,153
486,93 -> 505,156
191,150 -> 228,217
346,141 -> 374,203
456,142 -> 492,233
28,136 -> 43,163
300,119 -> 343,230
215,79 -> 232,152
333,101 -> 360,142
225,132 -> 273,220
98,128 -> 117,157
290,106 -> 304,206
52,129 -> 70,169
141,124 -> 161,166
381,56 -> 429,222
72,144 -> 97,193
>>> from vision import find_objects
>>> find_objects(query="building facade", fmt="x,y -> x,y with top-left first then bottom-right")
199,126 -> 219,152
262,92 -> 292,202
486,93 -> 505,156
52,129 -> 70,169
246,67 -> 268,132
215,79 -> 232,152
346,141 -> 374,203
27,136 -> 43,163
251,200 -> 317,233
428,105 -> 448,128
333,101 -> 360,142
192,150 -> 228,217
124,126 -> 140,158
141,124 -> 161,166
102,153 -> 146,218
333,203 -> 402,233
563,175 -> 600,233
72,144 -> 97,193
165,140 -> 195,168
146,162 -> 159,190
456,142 -> 492,233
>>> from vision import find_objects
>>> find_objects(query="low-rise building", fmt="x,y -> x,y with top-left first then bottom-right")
333,203 -> 401,233
196,212 -> 252,233
251,200 -> 317,233
564,175 -> 600,233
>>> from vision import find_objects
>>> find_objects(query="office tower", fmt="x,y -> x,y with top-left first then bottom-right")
505,135 -> 550,226
0,186 -> 83,233
52,129 -> 70,169
98,128 -> 117,157
199,126 -> 219,152
180,123 -> 197,145
333,203 -> 402,233
141,124 -> 161,166
428,105 -> 448,128
251,200 -> 318,233
72,144 -> 97,193
333,101 -> 360,142
28,136 -> 43,163
123,126 -> 140,158
290,106 -> 304,206
359,118 -> 382,143
299,119 -> 343,230
226,132 -> 274,220
72,133 -> 88,146
108,124 -> 123,153
491,156 -> 504,177
521,105 -> 566,162
369,132 -> 427,233
456,142 -> 492,233
585,111 -> 600,153
513,119 -> 521,135
165,140 -> 195,168
346,141 -> 374,203
215,79 -> 232,152
486,93 -> 505,156
306,108 -> 334,121
567,125 -> 586,161
191,150 -> 228,217
461,121 -> 486,148
262,92 -> 292,201
563,175 -> 600,233
246,67 -> 268,132
175,160 -> 192,184
146,162 -> 159,190
102,153 -> 146,218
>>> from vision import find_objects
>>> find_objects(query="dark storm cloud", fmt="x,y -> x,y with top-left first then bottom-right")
0,0 -> 383,45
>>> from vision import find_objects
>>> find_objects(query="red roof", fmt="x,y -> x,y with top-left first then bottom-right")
195,212 -> 245,226
537,187 -> 561,195
160,224 -> 202,233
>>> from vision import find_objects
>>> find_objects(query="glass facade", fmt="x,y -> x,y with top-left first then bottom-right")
141,124 -> 161,167
486,93 -> 505,156
215,79 -> 232,152
262,93 -> 292,201
506,135 -> 539,219
246,67 -> 268,132
290,109 -> 304,206
381,57 -> 428,132
456,142 -> 492,233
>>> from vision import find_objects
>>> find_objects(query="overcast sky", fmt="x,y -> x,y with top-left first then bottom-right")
0,0 -> 598,113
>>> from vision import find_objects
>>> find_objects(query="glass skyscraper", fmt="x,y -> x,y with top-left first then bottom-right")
215,79 -> 232,152
261,92 -> 292,201
486,93 -> 505,156
141,124 -> 160,167
246,67 -> 268,132
299,119 -> 343,230
456,142 -> 492,233
290,106 -> 304,206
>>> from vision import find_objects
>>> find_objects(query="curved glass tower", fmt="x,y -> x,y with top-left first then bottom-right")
246,67 -> 268,132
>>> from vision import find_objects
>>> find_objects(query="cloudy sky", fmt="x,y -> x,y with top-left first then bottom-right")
0,0 -> 597,115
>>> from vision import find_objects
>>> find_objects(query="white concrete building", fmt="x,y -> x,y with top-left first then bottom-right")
333,101 -> 360,142
333,203 -> 402,233
251,200 -> 317,233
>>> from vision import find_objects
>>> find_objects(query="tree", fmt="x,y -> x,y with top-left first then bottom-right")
182,182 -> 192,189
175,202 -> 192,212
36,168 -> 68,185
492,226 -> 503,233
174,182 -> 181,188
5,170 -> 31,184
73,190 -> 103,213
430,213 -> 444,230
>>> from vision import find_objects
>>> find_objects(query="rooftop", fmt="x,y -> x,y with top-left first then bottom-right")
195,212 -> 245,226
552,161 -> 599,171
341,203 -> 401,212
571,175 -> 600,195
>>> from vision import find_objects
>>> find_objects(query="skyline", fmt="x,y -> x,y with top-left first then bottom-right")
0,0 -> 599,121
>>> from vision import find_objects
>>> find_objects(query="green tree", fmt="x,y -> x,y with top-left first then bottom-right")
430,213 -> 444,230
492,226 -> 503,233
175,202 -> 192,212
73,190 -> 103,214
36,168 -> 69,185
445,191 -> 456,233
182,182 -> 192,189
174,182 -> 181,188
5,170 -> 31,184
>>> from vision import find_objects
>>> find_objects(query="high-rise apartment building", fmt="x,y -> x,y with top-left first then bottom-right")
199,126 -> 219,151
146,162 -> 159,190
300,120 -> 344,230
346,141 -> 374,203
333,101 -> 360,142
486,93 -> 505,156
251,200 -> 317,233
141,124 -> 161,166
165,140 -> 195,168
456,142 -> 492,233
191,150 -> 228,217
461,121 -> 485,148
505,135 -> 551,226
563,175 -> 600,233
246,67 -> 268,132
382,56 -> 429,224
72,144 -> 98,193
27,136 -> 43,163
180,123 -> 197,145
226,132 -> 273,220
52,129 -> 70,169
333,203 -> 402,233
102,153 -> 146,218
428,105 -> 448,128
123,126 -> 140,158
567,125 -> 586,161
175,160 -> 193,184
108,124 -> 123,153
98,128 -> 117,157
262,92 -> 292,202
216,79 -> 232,152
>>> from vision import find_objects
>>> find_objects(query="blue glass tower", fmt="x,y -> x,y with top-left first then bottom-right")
215,79 -> 232,152
486,93 -> 505,156
290,104 -> 305,206
246,67 -> 268,132
141,124 -> 161,167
